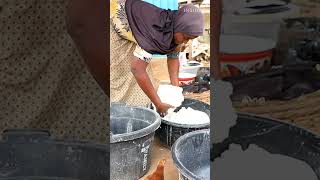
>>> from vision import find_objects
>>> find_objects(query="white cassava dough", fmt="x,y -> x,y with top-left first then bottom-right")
157,85 -> 184,107
213,144 -> 318,180
212,80 -> 237,143
163,107 -> 210,125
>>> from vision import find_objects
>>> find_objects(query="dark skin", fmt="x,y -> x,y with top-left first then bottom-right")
167,57 -> 180,86
66,0 -> 108,95
173,32 -> 197,45
131,32 -> 196,116
212,0 -> 223,80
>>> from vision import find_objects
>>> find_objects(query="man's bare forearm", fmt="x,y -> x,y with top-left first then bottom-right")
66,0 -> 108,94
131,57 -> 162,107
167,58 -> 180,86
212,0 -> 222,80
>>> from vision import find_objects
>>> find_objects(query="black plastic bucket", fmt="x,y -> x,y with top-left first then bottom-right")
212,113 -> 320,179
0,129 -> 108,180
156,98 -> 210,147
172,129 -> 210,180
110,103 -> 161,180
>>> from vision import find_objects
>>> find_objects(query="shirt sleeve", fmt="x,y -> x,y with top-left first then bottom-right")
133,45 -> 153,63
167,52 -> 180,59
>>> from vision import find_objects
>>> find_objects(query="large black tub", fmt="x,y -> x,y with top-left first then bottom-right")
172,129 -> 210,180
212,113 -> 320,179
0,129 -> 108,180
110,103 -> 161,180
156,98 -> 210,147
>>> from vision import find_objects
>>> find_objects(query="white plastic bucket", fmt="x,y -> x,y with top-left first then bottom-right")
222,3 -> 300,42
179,61 -> 203,76
219,35 -> 276,77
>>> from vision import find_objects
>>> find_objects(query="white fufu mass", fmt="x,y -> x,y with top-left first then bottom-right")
212,80 -> 237,143
213,144 -> 318,180
163,107 -> 210,125
157,84 -> 184,107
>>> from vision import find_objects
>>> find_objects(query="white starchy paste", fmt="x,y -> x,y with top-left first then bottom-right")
163,107 -> 210,125
212,80 -> 237,143
157,85 -> 184,107
213,144 -> 318,180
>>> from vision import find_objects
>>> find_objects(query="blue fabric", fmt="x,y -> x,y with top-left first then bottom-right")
143,0 -> 178,10
167,52 -> 179,59
143,0 -> 179,58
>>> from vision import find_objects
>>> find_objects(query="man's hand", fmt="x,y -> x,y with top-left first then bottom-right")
156,103 -> 173,117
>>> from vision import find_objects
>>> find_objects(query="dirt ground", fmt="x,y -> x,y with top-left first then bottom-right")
140,138 -> 179,180
150,58 -> 171,83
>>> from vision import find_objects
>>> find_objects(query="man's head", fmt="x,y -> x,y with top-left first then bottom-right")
173,4 -> 204,45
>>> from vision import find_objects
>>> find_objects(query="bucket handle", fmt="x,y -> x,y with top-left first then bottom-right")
2,129 -> 51,142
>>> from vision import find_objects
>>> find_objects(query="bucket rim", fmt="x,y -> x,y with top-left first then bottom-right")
110,104 -> 161,143
171,129 -> 210,180
220,50 -> 273,62
237,112 -> 320,138
161,118 -> 210,128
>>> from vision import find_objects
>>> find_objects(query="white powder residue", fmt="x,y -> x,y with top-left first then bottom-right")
212,80 -> 237,143
157,85 -> 184,107
213,144 -> 318,180
163,107 -> 210,125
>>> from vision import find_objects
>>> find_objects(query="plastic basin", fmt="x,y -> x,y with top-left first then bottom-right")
172,129 -> 210,180
212,113 -> 320,179
178,73 -> 196,84
0,129 -> 108,180
156,98 -> 210,147
222,3 -> 300,41
110,103 -> 161,180
220,35 -> 276,77
180,61 -> 203,76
